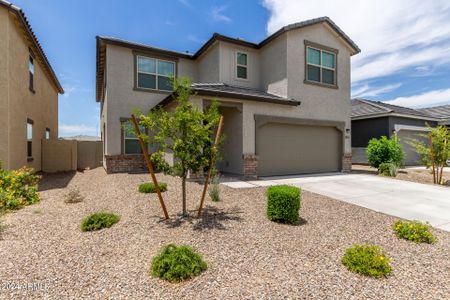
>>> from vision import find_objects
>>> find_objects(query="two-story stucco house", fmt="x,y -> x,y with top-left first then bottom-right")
96,17 -> 360,178
0,0 -> 64,171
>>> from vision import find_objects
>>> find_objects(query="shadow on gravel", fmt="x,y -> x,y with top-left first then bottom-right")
160,205 -> 243,231
38,171 -> 77,191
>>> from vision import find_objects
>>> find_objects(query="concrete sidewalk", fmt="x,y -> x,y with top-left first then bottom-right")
222,173 -> 450,232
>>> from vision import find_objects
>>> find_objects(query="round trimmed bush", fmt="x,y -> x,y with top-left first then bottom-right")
267,185 -> 301,224
151,244 -> 207,282
342,244 -> 392,278
81,212 -> 120,232
138,182 -> 167,193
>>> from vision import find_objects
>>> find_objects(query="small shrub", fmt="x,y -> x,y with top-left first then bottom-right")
342,244 -> 392,278
32,208 -> 42,214
64,188 -> 84,204
81,212 -> 120,232
393,220 -> 436,244
267,185 -> 301,224
208,174 -> 220,202
138,182 -> 167,193
151,244 -> 207,282
378,162 -> 398,177
0,165 -> 40,211
367,135 -> 404,169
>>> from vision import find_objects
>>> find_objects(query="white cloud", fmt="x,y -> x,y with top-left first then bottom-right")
210,6 -> 231,22
385,88 -> 450,108
353,83 -> 402,98
59,123 -> 98,137
262,0 -> 450,84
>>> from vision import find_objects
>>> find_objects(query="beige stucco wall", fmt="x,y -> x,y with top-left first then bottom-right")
196,42 -> 220,83
218,41 -> 260,89
103,44 -> 198,155
0,9 -> 59,171
0,8 -> 10,169
77,141 -> 102,170
260,34 -> 288,97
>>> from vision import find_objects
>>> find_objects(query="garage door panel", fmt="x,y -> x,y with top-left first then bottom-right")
256,123 -> 342,176
397,130 -> 427,166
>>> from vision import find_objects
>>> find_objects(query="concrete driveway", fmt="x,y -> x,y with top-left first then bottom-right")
222,173 -> 450,232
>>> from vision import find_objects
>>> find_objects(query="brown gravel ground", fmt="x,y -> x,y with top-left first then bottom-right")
0,168 -> 449,299
352,164 -> 450,186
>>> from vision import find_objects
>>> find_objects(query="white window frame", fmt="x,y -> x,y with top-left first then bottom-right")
306,46 -> 336,85
235,51 -> 249,81
136,55 -> 175,91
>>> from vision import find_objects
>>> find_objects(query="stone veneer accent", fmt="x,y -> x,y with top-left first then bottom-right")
105,155 -> 147,173
243,154 -> 258,180
342,153 -> 352,172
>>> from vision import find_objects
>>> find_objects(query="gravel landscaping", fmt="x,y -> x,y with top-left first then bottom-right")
353,164 -> 450,186
0,168 -> 449,299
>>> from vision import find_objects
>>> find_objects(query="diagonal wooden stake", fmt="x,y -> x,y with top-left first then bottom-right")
197,115 -> 224,218
429,134 -> 436,184
131,114 -> 169,219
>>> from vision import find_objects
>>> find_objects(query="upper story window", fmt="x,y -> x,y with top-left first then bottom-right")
306,44 -> 337,86
136,56 -> 175,91
45,128 -> 50,139
28,55 -> 35,91
236,52 -> 248,79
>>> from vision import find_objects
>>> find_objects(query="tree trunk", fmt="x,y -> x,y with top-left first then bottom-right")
182,175 -> 187,217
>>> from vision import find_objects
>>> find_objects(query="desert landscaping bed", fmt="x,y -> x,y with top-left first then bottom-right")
0,168 -> 449,299
352,164 -> 450,186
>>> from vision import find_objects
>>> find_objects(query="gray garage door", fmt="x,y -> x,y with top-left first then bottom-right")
256,123 -> 342,176
397,130 -> 427,166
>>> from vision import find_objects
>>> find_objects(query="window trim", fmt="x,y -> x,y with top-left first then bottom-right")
134,54 -> 176,93
304,40 -> 338,89
27,118 -> 33,161
235,50 -> 249,81
120,118 -> 147,155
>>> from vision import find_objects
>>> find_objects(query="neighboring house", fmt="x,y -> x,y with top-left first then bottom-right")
418,105 -> 450,126
96,17 -> 360,178
351,99 -> 439,166
0,0 -> 64,171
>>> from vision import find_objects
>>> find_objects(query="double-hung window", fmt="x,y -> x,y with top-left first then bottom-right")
306,46 -> 336,86
122,121 -> 144,154
236,52 -> 248,79
136,56 -> 175,91
27,119 -> 33,160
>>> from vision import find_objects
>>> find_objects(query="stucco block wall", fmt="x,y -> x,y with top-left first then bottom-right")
0,8 -> 10,169
197,43 -> 219,83
0,9 -> 59,171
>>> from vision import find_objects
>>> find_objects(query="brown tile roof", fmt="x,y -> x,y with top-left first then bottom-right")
0,0 -> 63,93
418,104 -> 450,119
351,99 -> 438,120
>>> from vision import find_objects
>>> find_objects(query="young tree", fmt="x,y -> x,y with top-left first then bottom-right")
137,78 -> 221,216
408,125 -> 450,185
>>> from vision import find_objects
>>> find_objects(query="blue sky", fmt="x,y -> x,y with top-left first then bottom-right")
12,0 -> 450,137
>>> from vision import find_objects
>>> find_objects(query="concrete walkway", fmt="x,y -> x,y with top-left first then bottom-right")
222,173 -> 450,232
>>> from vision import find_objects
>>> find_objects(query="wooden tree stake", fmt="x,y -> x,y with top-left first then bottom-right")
197,115 -> 224,217
429,134 -> 436,184
131,114 -> 169,219
439,138 -> 448,185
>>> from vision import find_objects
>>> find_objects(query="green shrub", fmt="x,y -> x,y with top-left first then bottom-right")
151,244 -> 207,282
208,174 -> 220,202
138,182 -> 167,193
367,135 -> 404,169
81,212 -> 120,232
393,220 -> 436,244
0,165 -> 40,211
64,188 -> 84,204
267,185 -> 301,224
378,162 -> 398,177
342,244 -> 392,278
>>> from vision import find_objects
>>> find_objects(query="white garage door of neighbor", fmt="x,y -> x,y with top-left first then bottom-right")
256,123 -> 342,176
